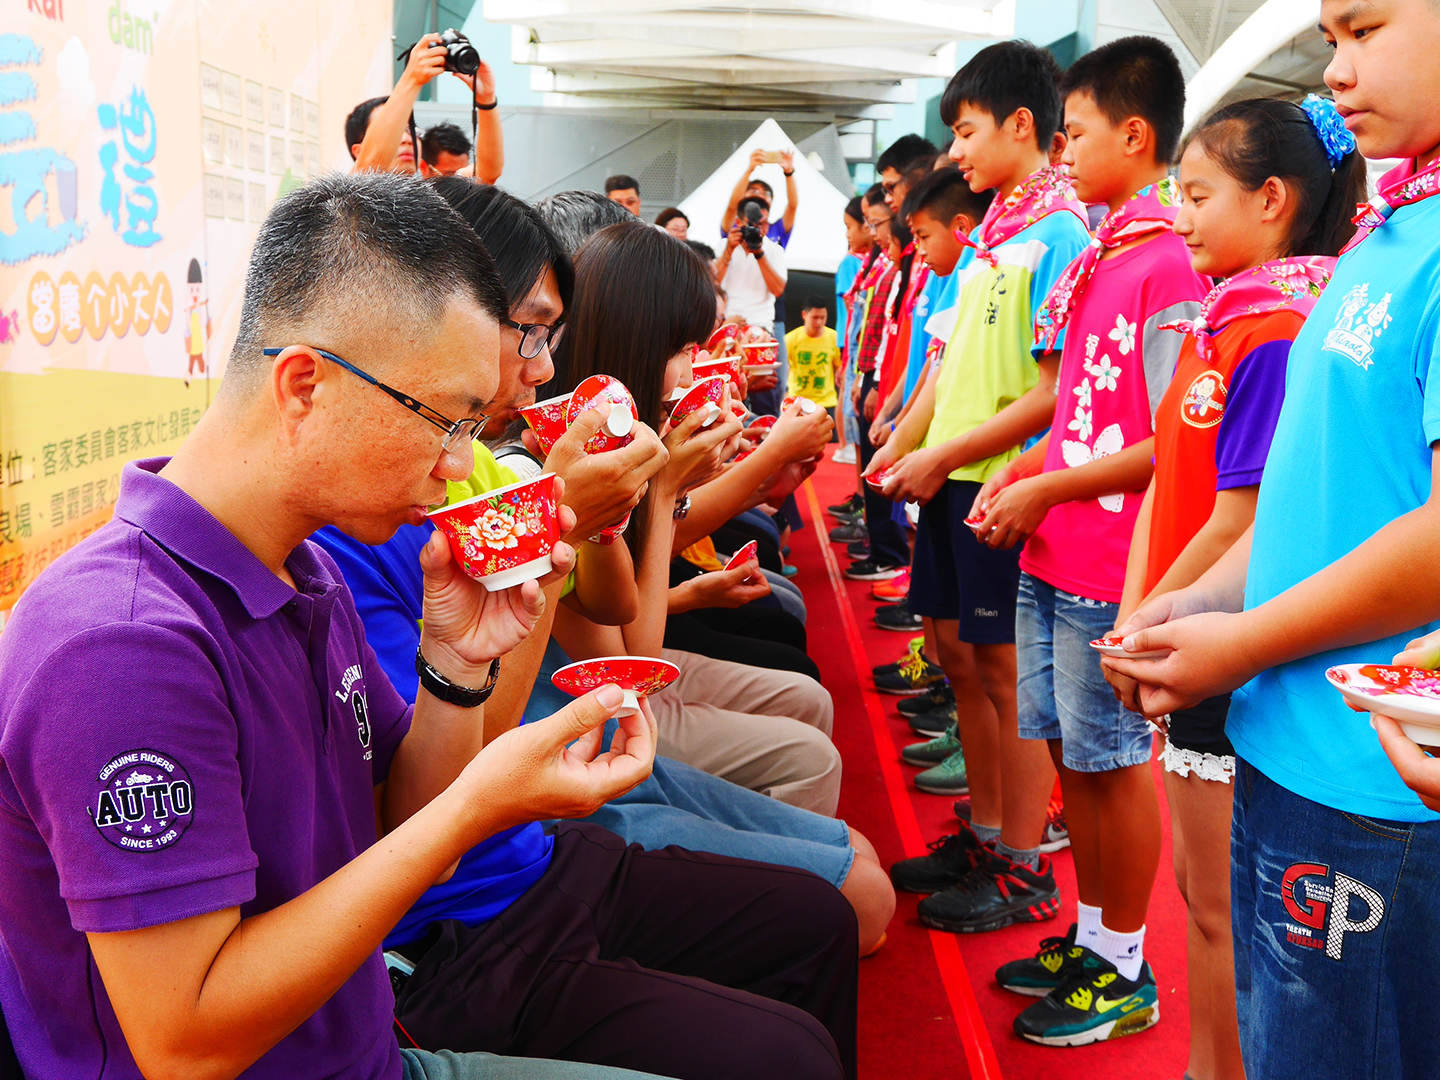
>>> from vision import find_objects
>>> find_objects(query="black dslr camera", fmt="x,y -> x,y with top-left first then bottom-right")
739,201 -> 765,253
399,28 -> 481,77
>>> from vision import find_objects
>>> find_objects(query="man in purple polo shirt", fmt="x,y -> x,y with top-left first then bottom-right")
0,174 -> 671,1080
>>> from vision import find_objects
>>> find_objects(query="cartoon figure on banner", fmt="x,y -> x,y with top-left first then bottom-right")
183,259 -> 209,386
0,310 -> 20,345
97,86 -> 162,249
0,34 -> 85,265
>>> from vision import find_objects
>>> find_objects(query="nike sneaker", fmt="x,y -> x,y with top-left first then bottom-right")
874,646 -> 943,695
902,723 -> 961,766
873,638 -> 924,679
914,748 -> 968,795
995,924 -> 1108,996
872,569 -> 910,601
1012,961 -> 1159,1046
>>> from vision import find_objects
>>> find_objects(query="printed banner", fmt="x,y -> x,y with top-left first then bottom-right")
1,0 -> 391,624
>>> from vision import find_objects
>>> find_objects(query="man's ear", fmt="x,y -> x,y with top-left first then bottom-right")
269,346 -> 323,434
349,142 -> 363,162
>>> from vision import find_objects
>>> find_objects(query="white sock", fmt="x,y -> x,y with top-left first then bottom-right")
1095,922 -> 1146,982
1076,901 -> 1102,949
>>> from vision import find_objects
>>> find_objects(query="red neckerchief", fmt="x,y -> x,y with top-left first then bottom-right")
955,165 -> 1087,269
1159,256 -> 1335,361
1033,177 -> 1181,349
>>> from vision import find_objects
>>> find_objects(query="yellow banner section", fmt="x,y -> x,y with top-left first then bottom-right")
1,0 -> 391,625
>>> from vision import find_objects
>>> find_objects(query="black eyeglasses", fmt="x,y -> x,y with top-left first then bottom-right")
262,346 -> 485,453
503,319 -> 564,360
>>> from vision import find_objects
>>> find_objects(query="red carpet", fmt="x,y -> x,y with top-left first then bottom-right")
787,453 -> 1191,1080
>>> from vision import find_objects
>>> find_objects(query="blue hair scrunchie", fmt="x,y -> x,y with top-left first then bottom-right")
1299,94 -> 1356,169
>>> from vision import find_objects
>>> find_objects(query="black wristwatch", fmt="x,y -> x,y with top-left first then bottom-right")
415,649 -> 500,707
476,97 -> 498,111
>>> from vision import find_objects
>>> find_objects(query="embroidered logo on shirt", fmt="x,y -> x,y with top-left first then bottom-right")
335,663 -> 372,758
1180,370 -> 1227,429
1280,861 -> 1386,960
89,749 -> 194,852
1322,283 -> 1392,370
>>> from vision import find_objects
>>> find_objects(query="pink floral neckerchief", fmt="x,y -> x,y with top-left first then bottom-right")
954,165 -> 1088,270
1158,257 -> 1336,362
1033,176 -> 1181,350
1344,156 -> 1440,252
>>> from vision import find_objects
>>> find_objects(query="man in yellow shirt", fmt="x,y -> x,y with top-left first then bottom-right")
783,296 -> 840,417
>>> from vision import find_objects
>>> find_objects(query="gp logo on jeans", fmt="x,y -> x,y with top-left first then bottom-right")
1281,862 -> 1385,960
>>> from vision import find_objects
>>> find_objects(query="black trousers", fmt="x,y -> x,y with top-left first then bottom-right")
665,609 -> 819,680
395,823 -> 858,1080
857,371 -> 910,570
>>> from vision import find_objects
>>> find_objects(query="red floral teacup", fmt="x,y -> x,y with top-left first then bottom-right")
566,375 -> 639,454
706,324 -> 740,353
427,473 -> 560,591
669,375 -> 728,429
518,393 -> 573,456
693,357 -> 743,394
781,394 -> 820,415
742,339 -> 779,366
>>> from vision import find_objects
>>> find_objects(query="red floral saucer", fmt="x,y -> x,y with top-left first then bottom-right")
724,540 -> 759,573
1089,634 -> 1169,661
1326,663 -> 1440,746
551,655 -> 682,716
865,466 -> 894,490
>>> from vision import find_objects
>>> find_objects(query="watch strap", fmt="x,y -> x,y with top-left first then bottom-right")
415,649 -> 500,707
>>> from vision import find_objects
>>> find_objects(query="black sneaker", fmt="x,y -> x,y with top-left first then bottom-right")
845,558 -> 903,581
828,494 -> 863,519
875,600 -> 923,632
873,638 -> 924,679
1012,961 -> 1159,1046
995,924 -> 1108,997
898,682 -> 955,718
889,823 -> 988,893
908,702 -> 957,738
874,647 -> 945,694
829,523 -> 868,544
917,849 -> 1061,934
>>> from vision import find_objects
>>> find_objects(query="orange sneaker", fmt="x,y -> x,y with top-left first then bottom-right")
872,568 -> 910,601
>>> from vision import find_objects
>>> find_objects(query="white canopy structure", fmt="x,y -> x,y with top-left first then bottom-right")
677,118 -> 851,274
1180,0 -> 1322,132
482,0 -> 1014,117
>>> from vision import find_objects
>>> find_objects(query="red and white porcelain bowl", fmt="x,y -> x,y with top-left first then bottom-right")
706,324 -> 740,353
692,357 -> 744,394
742,339 -> 780,367
566,374 -> 640,453
865,466 -> 894,490
781,394 -> 819,415
723,540 -> 760,576
427,473 -> 560,591
518,392 -> 573,456
669,375 -> 728,429
551,655 -> 682,716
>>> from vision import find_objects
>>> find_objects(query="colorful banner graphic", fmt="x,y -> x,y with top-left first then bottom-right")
1,0 -> 391,625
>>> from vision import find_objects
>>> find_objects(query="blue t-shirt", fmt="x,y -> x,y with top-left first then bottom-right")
835,251 -> 862,345
904,270 -> 949,400
1229,196 -> 1440,822
313,523 -> 555,945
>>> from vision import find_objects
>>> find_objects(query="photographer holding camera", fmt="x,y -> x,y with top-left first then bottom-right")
718,195 -> 787,411
349,30 -> 503,182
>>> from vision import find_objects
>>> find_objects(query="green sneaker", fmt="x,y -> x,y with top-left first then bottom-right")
1013,961 -> 1159,1046
914,747 -> 968,794
902,723 -> 961,766
996,924 -> 1108,996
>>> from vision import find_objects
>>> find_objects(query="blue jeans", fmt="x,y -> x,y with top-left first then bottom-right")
1232,760 -> 1440,1079
402,1049 -> 665,1080
1015,573 -> 1152,772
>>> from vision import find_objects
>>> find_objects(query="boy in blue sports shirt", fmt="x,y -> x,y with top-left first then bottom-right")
1108,1 -> 1440,1074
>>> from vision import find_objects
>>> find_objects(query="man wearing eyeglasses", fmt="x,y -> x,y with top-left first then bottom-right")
0,174 -> 676,1080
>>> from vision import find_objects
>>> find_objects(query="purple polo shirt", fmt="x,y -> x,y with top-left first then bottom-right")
0,458 -> 410,1080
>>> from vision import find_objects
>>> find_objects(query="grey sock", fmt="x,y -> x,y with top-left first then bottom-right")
996,841 -> 1040,871
972,821 -> 1001,843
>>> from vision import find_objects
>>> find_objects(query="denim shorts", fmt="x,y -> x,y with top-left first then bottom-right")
1015,572 -> 1153,772
1232,760 -> 1440,1079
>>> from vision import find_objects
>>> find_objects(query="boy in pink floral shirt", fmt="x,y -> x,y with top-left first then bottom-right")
967,37 -> 1207,1045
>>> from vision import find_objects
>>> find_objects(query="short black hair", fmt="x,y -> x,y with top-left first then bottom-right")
903,167 -> 996,227
844,195 -> 864,223
344,96 -> 388,158
802,295 -> 827,312
877,134 -> 939,176
228,173 -> 507,383
736,195 -> 769,217
1061,35 -> 1186,164
534,190 -> 635,257
431,178 -> 574,316
604,174 -> 640,196
685,239 -> 716,261
654,207 -> 689,228
940,40 -> 1062,150
748,178 -> 774,198
421,121 -> 473,165
862,182 -> 886,207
